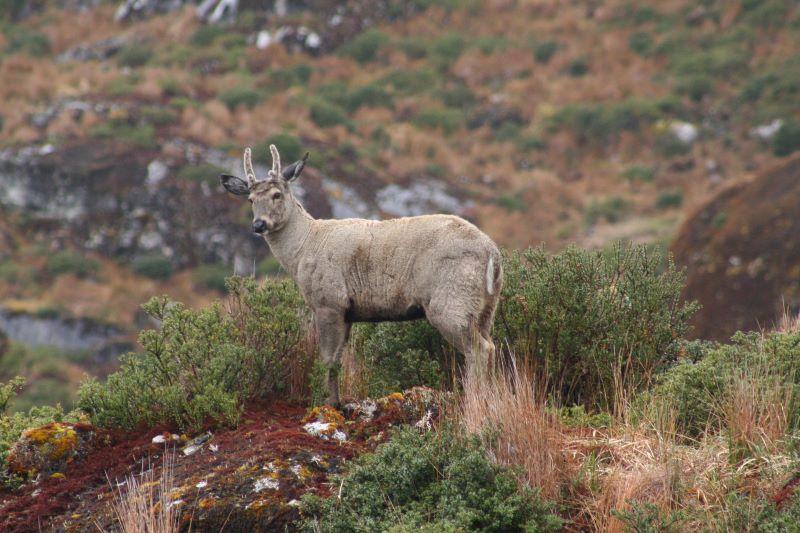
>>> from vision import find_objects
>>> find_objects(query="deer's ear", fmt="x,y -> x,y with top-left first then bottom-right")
281,152 -> 309,182
220,174 -> 250,196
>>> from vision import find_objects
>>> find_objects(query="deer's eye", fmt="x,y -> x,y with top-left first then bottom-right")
272,192 -> 282,200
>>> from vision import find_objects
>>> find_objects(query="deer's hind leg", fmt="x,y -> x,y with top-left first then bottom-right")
314,307 -> 350,406
425,289 -> 492,381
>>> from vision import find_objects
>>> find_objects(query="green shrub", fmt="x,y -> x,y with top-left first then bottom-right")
475,35 -> 507,55
350,320 -> 448,397
656,190 -> 683,209
341,83 -> 394,112
628,31 -> 653,56
299,427 -> 563,532
140,106 -> 177,126
430,32 -> 466,70
676,74 -> 714,102
638,331 -> 800,437
217,87 -> 265,110
533,40 -> 558,64
44,251 -> 99,279
132,254 -> 173,280
439,85 -> 477,108
90,122 -> 157,150
567,57 -> 589,77
585,196 -> 630,224
516,134 -> 547,152
192,264 -> 230,293
622,164 -> 657,182
670,45 -> 748,79
257,132 -> 304,164
5,29 -> 51,57
497,244 -> 698,410
338,29 -> 389,64
176,163 -> 225,185
268,63 -> 313,88
655,132 -> 692,157
117,45 -> 153,68
383,68 -> 439,94
399,37 -> 428,59
191,25 -> 227,46
77,277 -> 310,431
548,98 -> 668,145
310,100 -> 349,128
413,107 -> 464,135
496,193 -> 526,212
773,119 -> 800,157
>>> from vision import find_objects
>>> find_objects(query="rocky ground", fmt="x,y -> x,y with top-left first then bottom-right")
0,387 -> 445,532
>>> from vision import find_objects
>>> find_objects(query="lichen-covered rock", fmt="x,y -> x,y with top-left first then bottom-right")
6,422 -> 96,477
302,406 -> 347,441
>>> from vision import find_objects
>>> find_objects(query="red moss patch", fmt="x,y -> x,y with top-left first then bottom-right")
0,390 -> 446,531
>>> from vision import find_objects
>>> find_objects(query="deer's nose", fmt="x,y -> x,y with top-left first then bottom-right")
252,219 -> 268,234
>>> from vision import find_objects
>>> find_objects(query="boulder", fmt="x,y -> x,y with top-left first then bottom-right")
672,155 -> 800,339
6,423 -> 97,477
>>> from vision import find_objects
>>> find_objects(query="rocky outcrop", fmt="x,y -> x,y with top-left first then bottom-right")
672,155 -> 800,340
0,138 -> 470,271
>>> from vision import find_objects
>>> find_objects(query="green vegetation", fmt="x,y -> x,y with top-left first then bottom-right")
299,427 -> 562,532
549,98 -> 676,145
44,251 -> 99,279
192,264 -> 230,293
310,100 -> 350,128
350,320 -> 448,397
413,107 -> 464,135
773,119 -> 800,157
567,56 -> 589,77
622,164 -> 657,182
338,29 -> 389,64
498,244 -> 697,410
585,196 -> 630,224
628,31 -> 653,56
131,253 -> 173,280
117,45 -> 153,68
533,40 -> 559,64
261,132 -> 304,164
176,163 -> 226,185
430,32 -> 466,71
90,122 -> 157,150
638,330 -> 800,438
217,87 -> 265,110
383,68 -> 439,95
4,29 -> 50,56
77,277 -> 309,431
655,190 -> 683,209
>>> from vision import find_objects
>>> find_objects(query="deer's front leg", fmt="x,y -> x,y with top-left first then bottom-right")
315,307 -> 349,407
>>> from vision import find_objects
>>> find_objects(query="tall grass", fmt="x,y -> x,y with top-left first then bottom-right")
107,454 -> 178,533
460,358 -> 567,500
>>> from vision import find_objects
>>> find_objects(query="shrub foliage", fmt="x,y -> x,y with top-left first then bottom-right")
299,427 -> 562,532
78,277 -> 311,431
497,243 -> 698,410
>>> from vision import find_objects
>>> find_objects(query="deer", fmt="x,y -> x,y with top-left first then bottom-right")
221,145 -> 503,405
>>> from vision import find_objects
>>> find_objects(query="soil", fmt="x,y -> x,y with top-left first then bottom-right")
0,390 -> 441,532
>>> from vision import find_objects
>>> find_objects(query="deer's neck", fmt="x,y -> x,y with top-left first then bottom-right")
264,199 -> 314,277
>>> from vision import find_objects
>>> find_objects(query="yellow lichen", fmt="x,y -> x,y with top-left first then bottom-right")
50,472 -> 66,480
23,423 -> 79,462
303,406 -> 345,426
386,392 -> 405,402
198,497 -> 217,509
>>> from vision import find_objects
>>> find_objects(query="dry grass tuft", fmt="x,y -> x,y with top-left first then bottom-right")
460,359 -> 568,499
107,453 -> 178,533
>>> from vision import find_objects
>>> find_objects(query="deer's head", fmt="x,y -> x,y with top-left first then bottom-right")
220,144 -> 308,234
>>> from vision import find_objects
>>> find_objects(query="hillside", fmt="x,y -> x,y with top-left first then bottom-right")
0,1 -> 798,414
